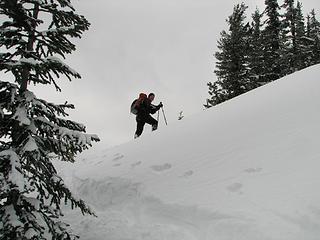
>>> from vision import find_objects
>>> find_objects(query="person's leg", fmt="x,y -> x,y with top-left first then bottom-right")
135,119 -> 145,138
145,115 -> 158,131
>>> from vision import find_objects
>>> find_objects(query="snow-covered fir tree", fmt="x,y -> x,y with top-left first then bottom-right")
294,1 -> 309,69
262,0 -> 282,81
281,0 -> 298,73
305,14 -> 314,65
248,8 -> 265,86
205,0 -> 320,108
308,9 -> 320,65
206,3 -> 250,107
0,0 -> 99,239
280,0 -> 310,72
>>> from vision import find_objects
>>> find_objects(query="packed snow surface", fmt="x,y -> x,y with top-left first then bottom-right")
57,65 -> 320,240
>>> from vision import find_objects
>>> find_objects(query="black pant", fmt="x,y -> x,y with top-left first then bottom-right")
135,115 -> 158,137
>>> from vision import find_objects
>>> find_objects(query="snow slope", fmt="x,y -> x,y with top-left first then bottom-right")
58,65 -> 320,240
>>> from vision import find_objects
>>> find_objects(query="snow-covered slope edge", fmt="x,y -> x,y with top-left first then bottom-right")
59,65 -> 320,240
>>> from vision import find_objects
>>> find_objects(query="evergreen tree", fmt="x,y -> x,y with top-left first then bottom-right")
0,0 -> 99,239
281,0 -> 297,73
295,1 -> 309,69
262,0 -> 282,81
248,8 -> 265,85
295,2 -> 305,40
309,9 -> 320,38
206,3 -> 250,107
308,9 -> 320,64
205,1 -> 320,108
306,14 -> 311,37
305,14 -> 315,64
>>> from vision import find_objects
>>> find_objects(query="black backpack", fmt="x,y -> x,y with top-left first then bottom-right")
131,93 -> 147,115
130,99 -> 138,115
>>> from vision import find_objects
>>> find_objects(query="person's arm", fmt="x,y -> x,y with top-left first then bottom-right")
150,102 -> 162,114
149,104 -> 158,114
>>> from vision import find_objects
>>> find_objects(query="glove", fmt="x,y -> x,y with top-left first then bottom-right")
158,102 -> 163,108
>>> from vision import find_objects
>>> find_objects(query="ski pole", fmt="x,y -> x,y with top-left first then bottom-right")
161,106 -> 168,125
157,108 -> 160,123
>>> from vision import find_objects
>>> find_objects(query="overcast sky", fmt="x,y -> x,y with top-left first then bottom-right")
29,0 -> 320,149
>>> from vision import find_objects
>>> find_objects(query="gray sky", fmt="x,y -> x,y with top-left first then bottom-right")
30,0 -> 320,149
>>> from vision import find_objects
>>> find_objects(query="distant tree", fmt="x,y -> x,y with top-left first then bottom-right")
205,0 -> 320,108
262,0 -> 282,81
305,14 -> 313,63
295,1 -> 309,69
205,81 -> 227,107
308,9 -> 320,65
306,14 -> 311,37
0,0 -> 99,239
295,2 -> 305,39
248,8 -> 265,86
281,0 -> 297,73
206,3 -> 250,107
309,9 -> 320,38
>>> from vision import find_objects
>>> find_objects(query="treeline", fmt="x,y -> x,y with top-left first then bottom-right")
205,0 -> 320,107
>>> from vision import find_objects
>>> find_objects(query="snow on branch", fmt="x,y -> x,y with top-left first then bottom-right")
0,149 -> 25,192
4,56 -> 80,78
11,105 -> 31,126
20,57 -> 41,66
22,136 -> 38,153
58,127 -> 99,146
1,205 -> 24,229
45,56 -> 80,77
40,25 -> 76,36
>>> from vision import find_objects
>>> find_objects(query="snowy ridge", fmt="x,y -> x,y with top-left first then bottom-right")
58,65 -> 320,240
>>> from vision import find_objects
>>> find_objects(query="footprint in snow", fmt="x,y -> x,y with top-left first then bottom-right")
112,153 -> 124,162
227,183 -> 243,194
113,163 -> 121,167
244,167 -> 263,174
131,161 -> 142,168
150,163 -> 172,172
179,170 -> 194,178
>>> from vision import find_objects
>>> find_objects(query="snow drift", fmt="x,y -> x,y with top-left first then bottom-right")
58,65 -> 320,240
